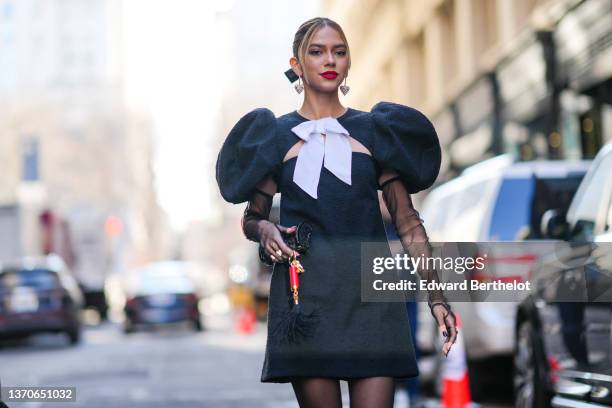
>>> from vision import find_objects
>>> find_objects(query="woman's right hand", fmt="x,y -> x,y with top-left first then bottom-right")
259,221 -> 298,263
431,303 -> 458,357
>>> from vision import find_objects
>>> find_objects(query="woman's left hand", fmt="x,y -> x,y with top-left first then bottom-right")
432,304 -> 458,356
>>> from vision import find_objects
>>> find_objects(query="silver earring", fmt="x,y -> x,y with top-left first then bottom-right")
294,77 -> 304,94
339,77 -> 350,95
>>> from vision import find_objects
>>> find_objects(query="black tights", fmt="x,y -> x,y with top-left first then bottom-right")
290,377 -> 395,408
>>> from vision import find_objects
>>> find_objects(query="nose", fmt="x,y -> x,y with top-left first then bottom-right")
325,51 -> 336,66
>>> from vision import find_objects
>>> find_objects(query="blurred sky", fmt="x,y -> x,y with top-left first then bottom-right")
122,0 -> 322,230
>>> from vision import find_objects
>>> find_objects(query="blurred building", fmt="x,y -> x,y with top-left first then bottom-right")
0,0 -> 167,288
210,1 -> 321,281
325,0 -> 612,182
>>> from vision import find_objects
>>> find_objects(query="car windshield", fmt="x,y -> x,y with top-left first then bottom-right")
489,175 -> 585,240
0,268 -> 59,290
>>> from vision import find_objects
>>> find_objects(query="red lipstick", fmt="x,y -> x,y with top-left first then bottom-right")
320,71 -> 338,80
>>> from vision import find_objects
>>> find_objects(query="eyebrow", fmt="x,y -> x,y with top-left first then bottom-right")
308,43 -> 346,49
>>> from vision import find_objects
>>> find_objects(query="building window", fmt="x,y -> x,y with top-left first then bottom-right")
440,0 -> 457,83
472,0 -> 497,55
408,33 -> 427,106
22,137 -> 39,182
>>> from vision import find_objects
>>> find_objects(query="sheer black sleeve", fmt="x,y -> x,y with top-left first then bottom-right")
379,169 -> 446,306
241,176 -> 277,242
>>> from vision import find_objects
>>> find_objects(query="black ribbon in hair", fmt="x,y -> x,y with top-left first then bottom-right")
284,68 -> 299,83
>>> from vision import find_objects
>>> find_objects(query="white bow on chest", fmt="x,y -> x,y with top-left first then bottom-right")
290,117 -> 351,199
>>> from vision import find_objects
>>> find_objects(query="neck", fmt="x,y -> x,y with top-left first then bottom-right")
299,89 -> 346,120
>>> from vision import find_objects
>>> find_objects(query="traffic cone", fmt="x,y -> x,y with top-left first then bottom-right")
235,306 -> 256,335
441,312 -> 473,408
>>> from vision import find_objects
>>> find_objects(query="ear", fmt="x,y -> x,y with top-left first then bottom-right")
289,57 -> 302,77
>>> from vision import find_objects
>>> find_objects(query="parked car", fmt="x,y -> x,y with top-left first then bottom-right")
514,141 -> 612,407
417,155 -> 591,398
123,261 -> 204,333
0,254 -> 83,345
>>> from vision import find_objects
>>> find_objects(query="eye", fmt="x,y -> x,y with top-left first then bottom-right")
336,50 -> 347,56
309,50 -> 321,55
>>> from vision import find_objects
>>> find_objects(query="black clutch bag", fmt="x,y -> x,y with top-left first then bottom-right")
259,222 -> 312,265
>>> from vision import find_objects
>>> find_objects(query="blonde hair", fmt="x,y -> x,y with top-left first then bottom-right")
293,17 -> 351,75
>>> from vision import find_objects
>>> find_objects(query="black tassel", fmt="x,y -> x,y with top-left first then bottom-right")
271,253 -> 319,344
271,300 -> 320,344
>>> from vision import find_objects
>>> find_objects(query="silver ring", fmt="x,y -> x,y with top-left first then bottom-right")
275,250 -> 282,256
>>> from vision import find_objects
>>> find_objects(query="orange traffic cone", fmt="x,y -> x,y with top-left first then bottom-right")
235,306 -> 256,335
441,312 -> 473,408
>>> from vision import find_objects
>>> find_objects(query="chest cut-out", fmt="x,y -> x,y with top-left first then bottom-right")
282,135 -> 372,163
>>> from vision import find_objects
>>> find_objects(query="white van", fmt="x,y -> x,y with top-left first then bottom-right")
416,155 -> 591,396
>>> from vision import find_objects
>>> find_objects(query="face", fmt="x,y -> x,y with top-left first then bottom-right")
291,25 -> 349,94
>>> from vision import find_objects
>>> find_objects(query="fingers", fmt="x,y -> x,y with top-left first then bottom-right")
268,241 -> 294,261
265,238 -> 297,263
277,240 -> 297,260
432,305 -> 457,357
439,315 -> 458,357
446,314 -> 458,345
442,341 -> 452,357
436,324 -> 448,355
265,242 -> 282,263
272,225 -> 298,260
438,324 -> 451,356
264,244 -> 277,263
276,225 -> 297,234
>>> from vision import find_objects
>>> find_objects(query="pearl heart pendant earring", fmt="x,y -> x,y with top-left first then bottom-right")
294,77 -> 304,94
339,77 -> 350,96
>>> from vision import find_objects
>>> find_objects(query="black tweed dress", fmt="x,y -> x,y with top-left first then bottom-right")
216,102 -> 441,383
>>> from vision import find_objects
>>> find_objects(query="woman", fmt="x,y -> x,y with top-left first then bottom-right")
216,17 -> 457,408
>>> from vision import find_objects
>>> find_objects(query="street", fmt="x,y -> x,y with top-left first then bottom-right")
0,312 -> 515,408
0,314 -> 301,408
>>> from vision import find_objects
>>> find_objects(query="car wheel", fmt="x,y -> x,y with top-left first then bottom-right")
123,319 -> 135,334
514,320 -> 551,408
433,351 -> 444,396
466,359 -> 486,401
97,305 -> 108,321
66,326 -> 81,345
193,318 -> 204,332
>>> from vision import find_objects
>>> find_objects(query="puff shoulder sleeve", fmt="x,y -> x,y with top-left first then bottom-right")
216,108 -> 281,204
371,102 -> 441,193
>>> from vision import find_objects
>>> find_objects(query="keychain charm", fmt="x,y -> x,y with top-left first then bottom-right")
272,253 -> 319,344
289,255 -> 305,305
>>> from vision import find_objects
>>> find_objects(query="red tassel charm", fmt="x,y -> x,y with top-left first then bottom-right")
289,257 -> 303,304
271,254 -> 320,344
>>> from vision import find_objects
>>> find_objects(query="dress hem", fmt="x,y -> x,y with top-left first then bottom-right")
261,356 -> 419,383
